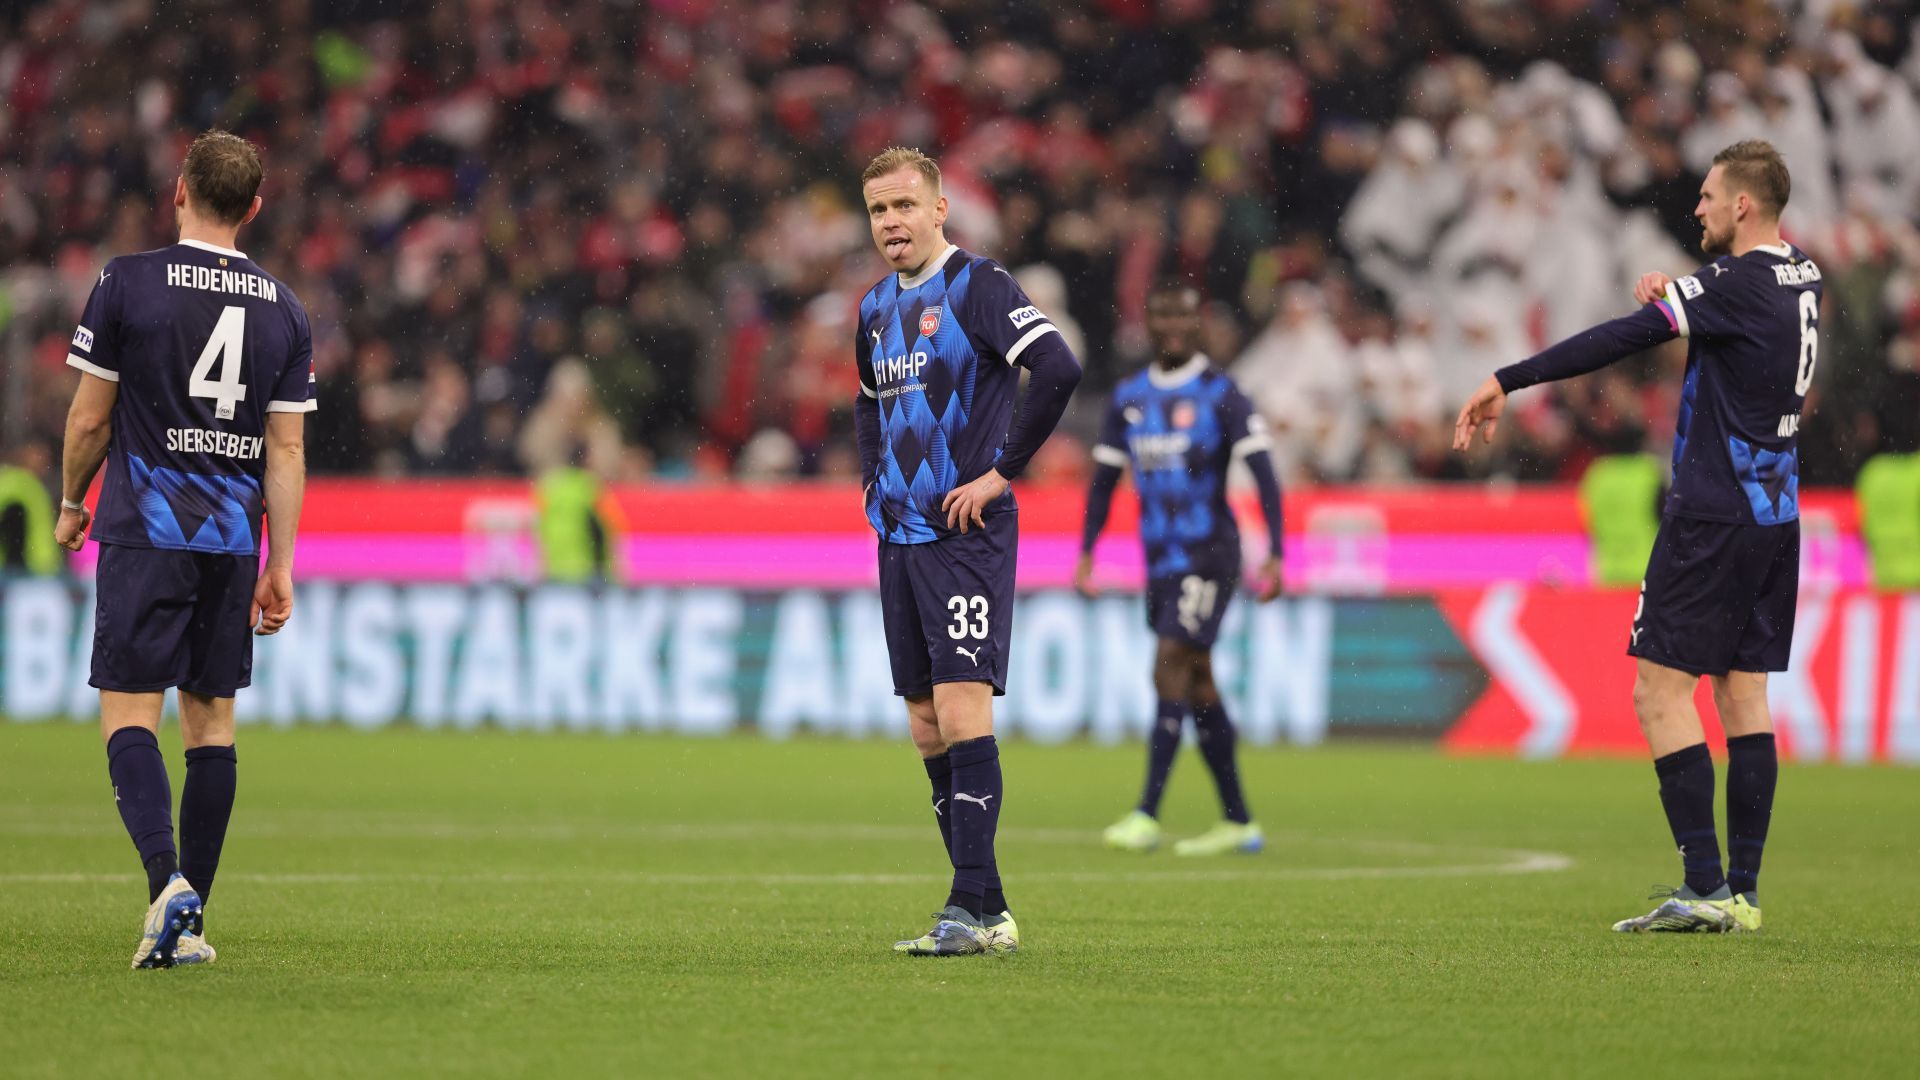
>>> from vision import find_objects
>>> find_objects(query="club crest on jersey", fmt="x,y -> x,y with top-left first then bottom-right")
919,307 -> 942,338
1171,401 -> 1197,429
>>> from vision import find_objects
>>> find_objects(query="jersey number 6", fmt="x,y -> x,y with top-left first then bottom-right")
1794,290 -> 1818,397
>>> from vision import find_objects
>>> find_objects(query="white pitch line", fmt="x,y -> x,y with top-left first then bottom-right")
0,850 -> 1572,888
0,816 -> 1559,860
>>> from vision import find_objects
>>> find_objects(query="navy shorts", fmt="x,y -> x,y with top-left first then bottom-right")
92,543 -> 257,697
878,511 -> 1017,697
1628,515 -> 1799,677
1146,571 -> 1238,649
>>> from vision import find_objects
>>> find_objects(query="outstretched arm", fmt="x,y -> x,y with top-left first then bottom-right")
1455,304 -> 1677,449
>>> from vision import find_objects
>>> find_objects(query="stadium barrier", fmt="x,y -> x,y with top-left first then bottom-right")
4,577 -> 1915,763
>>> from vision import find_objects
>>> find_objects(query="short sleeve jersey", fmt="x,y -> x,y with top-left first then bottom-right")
67,240 -> 314,555
1652,243 -> 1823,525
1093,356 -> 1270,578
856,245 -> 1061,544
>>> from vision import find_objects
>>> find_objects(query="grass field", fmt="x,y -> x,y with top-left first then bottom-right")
3,723 -> 1917,1078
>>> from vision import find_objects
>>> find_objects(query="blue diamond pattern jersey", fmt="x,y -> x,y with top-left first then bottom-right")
857,246 -> 1060,544
67,240 -> 314,555
1092,357 -> 1270,578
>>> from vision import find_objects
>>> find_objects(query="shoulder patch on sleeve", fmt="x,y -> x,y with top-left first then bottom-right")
1678,275 -> 1704,300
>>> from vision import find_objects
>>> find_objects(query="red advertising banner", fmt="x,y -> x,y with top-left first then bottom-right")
1436,587 -> 1920,763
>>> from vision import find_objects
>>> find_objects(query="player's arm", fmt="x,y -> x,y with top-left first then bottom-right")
54,374 -> 118,551
1076,397 -> 1131,595
255,411 -> 305,635
1227,392 -> 1284,600
256,312 -> 314,635
56,265 -> 125,551
1453,303 -> 1677,449
943,267 -> 1084,531
854,317 -> 882,506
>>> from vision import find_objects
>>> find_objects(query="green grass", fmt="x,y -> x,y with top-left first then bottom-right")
2,724 -> 1916,1078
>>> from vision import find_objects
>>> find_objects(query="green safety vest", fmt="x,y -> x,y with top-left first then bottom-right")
533,467 -> 621,583
0,466 -> 60,575
1579,454 -> 1663,588
1857,453 -> 1920,589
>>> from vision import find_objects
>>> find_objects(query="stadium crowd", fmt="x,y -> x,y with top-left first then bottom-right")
3,0 -> 1918,489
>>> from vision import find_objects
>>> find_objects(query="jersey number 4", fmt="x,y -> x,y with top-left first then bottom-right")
190,305 -> 249,420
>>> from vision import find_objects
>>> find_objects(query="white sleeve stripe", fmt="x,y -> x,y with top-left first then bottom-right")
1091,445 -> 1130,468
1231,433 -> 1273,460
266,399 -> 318,413
1004,322 -> 1059,365
859,383 -> 878,399
66,354 -> 119,382
1663,282 -> 1691,339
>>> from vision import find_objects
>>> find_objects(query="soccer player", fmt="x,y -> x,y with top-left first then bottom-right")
1454,141 -> 1817,933
55,131 -> 313,968
1076,281 -> 1285,856
854,148 -> 1082,956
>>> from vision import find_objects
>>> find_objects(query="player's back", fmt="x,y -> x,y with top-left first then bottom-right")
1658,243 -> 1822,525
69,240 -> 313,555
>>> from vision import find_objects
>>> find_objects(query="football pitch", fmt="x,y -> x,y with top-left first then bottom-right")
3,724 -> 1916,1077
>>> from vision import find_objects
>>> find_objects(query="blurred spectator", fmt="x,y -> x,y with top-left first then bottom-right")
0,0 -> 1914,493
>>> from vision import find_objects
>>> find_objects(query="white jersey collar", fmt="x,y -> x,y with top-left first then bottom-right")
1146,354 -> 1209,389
897,243 -> 959,290
1751,242 -> 1794,259
178,238 -> 248,259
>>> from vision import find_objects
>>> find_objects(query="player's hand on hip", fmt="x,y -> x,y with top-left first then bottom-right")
1632,271 -> 1673,306
1254,556 -> 1283,602
53,505 -> 90,552
1073,553 -> 1098,598
1452,376 -> 1507,451
252,566 -> 295,636
941,468 -> 1009,534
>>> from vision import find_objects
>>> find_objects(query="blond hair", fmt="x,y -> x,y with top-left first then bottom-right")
861,147 -> 941,192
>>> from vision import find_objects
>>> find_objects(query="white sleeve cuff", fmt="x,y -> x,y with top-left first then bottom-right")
1231,433 -> 1273,460
859,383 -> 878,399
67,354 -> 119,382
1662,282 -> 1691,339
1091,444 -> 1130,468
266,399 -> 318,413
1005,323 -> 1059,365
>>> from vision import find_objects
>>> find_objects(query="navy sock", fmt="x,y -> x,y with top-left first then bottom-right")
922,751 -> 954,865
1654,742 -> 1725,896
944,735 -> 1002,920
180,744 -> 238,905
106,727 -> 177,903
1725,733 -> 1777,897
1193,702 -> 1251,825
1137,700 -> 1185,817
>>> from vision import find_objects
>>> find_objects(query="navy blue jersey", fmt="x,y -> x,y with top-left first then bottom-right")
857,245 -> 1059,544
1653,243 -> 1823,525
1093,356 -> 1269,577
68,240 -> 314,555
